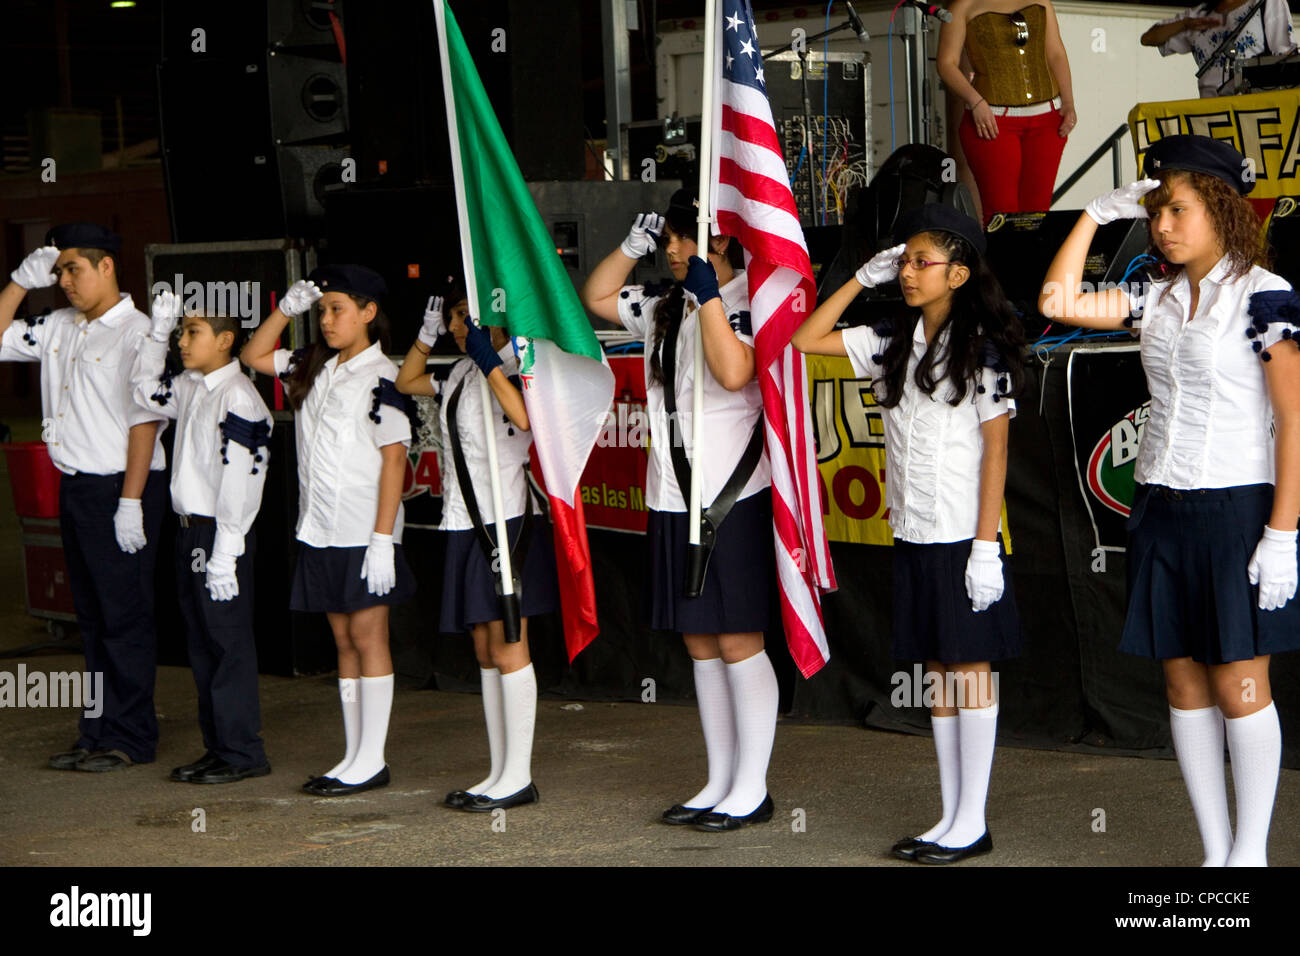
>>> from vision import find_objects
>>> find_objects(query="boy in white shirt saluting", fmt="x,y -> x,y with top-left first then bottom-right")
0,223 -> 168,772
132,291 -> 273,783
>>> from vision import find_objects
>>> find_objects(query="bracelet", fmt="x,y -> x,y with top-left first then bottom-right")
971,97 -> 986,110
415,342 -> 431,354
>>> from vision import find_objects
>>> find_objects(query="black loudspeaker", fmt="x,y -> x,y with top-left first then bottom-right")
1267,201 -> 1300,289
158,2 -> 349,241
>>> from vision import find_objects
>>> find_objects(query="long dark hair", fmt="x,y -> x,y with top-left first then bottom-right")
647,207 -> 746,386
285,294 -> 391,409
873,230 -> 1025,408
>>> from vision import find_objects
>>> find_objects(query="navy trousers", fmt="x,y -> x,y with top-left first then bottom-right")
175,522 -> 266,768
59,470 -> 167,763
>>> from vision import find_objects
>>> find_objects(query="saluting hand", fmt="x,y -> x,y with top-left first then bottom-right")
279,279 -> 323,317
622,212 -> 665,259
419,296 -> 446,347
1085,179 -> 1161,226
855,243 -> 906,289
10,246 -> 60,290
149,291 -> 182,343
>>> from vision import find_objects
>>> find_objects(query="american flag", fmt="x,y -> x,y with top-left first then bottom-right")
710,0 -> 837,677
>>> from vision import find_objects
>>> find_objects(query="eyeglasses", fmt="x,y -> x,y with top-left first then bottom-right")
894,256 -> 953,271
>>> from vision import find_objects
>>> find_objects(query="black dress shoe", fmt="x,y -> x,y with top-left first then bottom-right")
49,747 -> 91,771
444,790 -> 478,808
311,766 -> 390,796
74,749 -> 134,772
170,752 -> 222,782
890,836 -> 937,861
463,783 -> 539,812
694,794 -> 774,831
915,831 -> 993,864
189,759 -> 272,784
302,775 -> 337,794
662,804 -> 713,825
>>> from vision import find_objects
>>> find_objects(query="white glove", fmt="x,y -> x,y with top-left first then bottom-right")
855,243 -> 906,289
621,212 -> 665,259
150,291 -> 182,343
1248,526 -> 1298,611
418,296 -> 445,347
10,246 -> 60,290
279,279 -> 323,317
114,497 -> 147,554
964,539 -> 1005,612
360,532 -> 396,597
205,551 -> 239,602
1084,179 -> 1160,226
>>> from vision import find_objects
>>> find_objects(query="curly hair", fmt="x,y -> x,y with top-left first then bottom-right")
874,230 -> 1026,409
1141,169 -> 1270,284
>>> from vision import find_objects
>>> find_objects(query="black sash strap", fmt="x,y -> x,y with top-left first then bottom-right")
660,309 -> 764,595
445,376 -> 535,589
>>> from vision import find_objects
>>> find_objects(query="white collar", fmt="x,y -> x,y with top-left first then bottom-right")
187,357 -> 242,392
326,339 -> 383,375
75,292 -> 133,328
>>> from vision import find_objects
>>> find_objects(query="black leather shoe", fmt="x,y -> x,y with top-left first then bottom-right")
463,782 -> 539,812
890,836 -> 938,861
49,747 -> 91,771
444,790 -> 477,808
170,752 -> 222,782
915,831 -> 993,864
74,749 -> 134,772
694,794 -> 774,831
189,759 -> 272,784
311,766 -> 390,796
662,804 -> 713,825
302,775 -> 337,794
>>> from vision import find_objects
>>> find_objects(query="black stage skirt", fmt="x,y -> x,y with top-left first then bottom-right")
646,491 -> 775,635
439,514 -> 559,634
290,542 -> 417,614
892,536 -> 1022,663
1121,483 -> 1300,664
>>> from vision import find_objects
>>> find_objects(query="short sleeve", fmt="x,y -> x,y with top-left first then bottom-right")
273,347 -> 305,378
1122,276 -> 1152,331
0,310 -> 54,363
726,308 -> 754,347
842,324 -> 888,379
370,376 -> 415,448
1156,10 -> 1196,56
1246,286 -> 1300,360
1264,0 -> 1295,54
975,365 -> 1016,422
617,285 -> 660,340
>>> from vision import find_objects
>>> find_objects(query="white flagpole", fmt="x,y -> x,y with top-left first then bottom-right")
433,0 -> 518,626
689,0 -> 720,560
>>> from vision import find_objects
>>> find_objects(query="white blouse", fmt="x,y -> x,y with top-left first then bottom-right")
617,271 -> 771,513
274,341 -> 412,547
1155,0 -> 1296,98
1128,258 -> 1295,489
842,320 -> 1015,544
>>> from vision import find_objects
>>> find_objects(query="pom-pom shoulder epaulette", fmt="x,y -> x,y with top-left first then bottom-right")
19,307 -> 51,347
370,376 -> 423,433
219,413 -> 271,474
277,347 -> 309,381
1246,289 -> 1300,362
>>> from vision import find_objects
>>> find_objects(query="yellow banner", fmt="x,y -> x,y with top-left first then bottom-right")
807,354 -> 1011,550
1129,89 -> 1300,199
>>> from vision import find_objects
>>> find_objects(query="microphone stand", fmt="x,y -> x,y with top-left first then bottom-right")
1195,0 -> 1267,95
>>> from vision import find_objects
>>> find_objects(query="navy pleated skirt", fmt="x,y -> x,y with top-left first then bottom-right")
646,491 -> 775,635
1121,483 -> 1300,664
290,543 -> 418,613
439,514 -> 559,634
892,536 -> 1022,663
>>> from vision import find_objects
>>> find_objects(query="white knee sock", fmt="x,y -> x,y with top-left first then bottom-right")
936,702 -> 999,848
1169,704 -> 1232,867
1224,702 -> 1282,867
684,657 -> 736,809
338,674 -> 393,784
917,713 -> 960,843
484,663 -> 537,798
712,651 -> 779,817
468,667 -> 505,794
323,677 -> 361,779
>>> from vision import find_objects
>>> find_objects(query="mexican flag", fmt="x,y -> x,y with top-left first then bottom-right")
435,1 -> 614,661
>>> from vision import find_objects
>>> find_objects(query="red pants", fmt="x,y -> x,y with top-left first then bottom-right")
959,105 -> 1067,224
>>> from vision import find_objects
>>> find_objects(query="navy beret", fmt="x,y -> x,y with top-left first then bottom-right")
1142,134 -> 1254,195
45,223 -> 122,254
894,204 -> 987,257
308,264 -> 388,301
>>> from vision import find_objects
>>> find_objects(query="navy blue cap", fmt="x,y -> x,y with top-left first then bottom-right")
1142,134 -> 1255,195
45,223 -> 122,254
894,204 -> 987,257
308,264 -> 387,301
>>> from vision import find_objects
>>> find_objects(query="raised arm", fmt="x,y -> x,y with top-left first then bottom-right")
580,212 -> 663,324
791,244 -> 904,356
240,280 -> 321,376
396,296 -> 445,397
0,246 -> 61,340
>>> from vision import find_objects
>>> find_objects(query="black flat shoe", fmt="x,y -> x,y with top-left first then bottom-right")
48,747 -> 91,771
302,775 -> 337,794
915,831 -> 993,864
170,752 -> 222,782
463,783 -> 539,812
74,749 -> 134,772
189,759 -> 272,784
444,790 -> 478,808
311,766 -> 390,796
693,794 -> 774,831
890,836 -> 937,861
662,804 -> 713,825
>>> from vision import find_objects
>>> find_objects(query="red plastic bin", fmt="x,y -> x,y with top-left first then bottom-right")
4,442 -> 62,519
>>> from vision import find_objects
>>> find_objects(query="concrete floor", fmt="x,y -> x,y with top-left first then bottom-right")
0,425 -> 1296,867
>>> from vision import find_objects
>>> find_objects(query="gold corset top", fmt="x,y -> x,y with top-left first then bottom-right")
965,5 -> 1060,106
